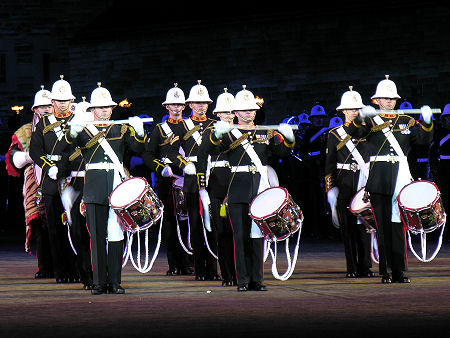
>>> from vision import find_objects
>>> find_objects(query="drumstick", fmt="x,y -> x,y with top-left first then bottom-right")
68,117 -> 154,125
230,124 -> 299,130
369,109 -> 441,115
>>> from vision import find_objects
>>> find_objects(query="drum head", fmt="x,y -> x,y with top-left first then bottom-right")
350,188 -> 369,212
110,177 -> 148,208
398,181 -> 438,210
250,187 -> 287,219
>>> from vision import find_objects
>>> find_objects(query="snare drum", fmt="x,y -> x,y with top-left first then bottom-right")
109,177 -> 163,232
249,187 -> 303,242
397,180 -> 446,234
172,177 -> 188,220
349,187 -> 376,232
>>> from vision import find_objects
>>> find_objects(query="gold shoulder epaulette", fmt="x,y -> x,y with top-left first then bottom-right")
228,133 -> 249,150
183,124 -> 201,140
43,121 -> 64,135
371,121 -> 391,133
85,131 -> 105,149
336,135 -> 352,151
69,147 -> 82,161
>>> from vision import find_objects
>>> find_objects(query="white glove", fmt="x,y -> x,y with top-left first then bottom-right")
199,189 -> 212,232
277,123 -> 294,142
213,120 -> 232,139
327,187 -> 340,228
69,113 -> 87,138
161,165 -> 173,177
12,151 -> 32,169
421,105 -> 433,124
48,166 -> 58,180
183,161 -> 196,175
129,116 -> 145,138
360,105 -> 377,120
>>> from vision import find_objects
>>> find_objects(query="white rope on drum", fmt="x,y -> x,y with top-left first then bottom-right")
407,220 -> 446,263
122,213 -> 164,273
177,216 -> 193,255
265,222 -> 303,281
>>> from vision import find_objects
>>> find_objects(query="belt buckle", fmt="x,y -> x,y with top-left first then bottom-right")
387,155 -> 397,163
248,164 -> 257,174
350,163 -> 358,172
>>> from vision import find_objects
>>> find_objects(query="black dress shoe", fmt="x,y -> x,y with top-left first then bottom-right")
346,272 -> 358,278
83,283 -> 93,290
237,284 -> 248,292
68,276 -> 81,283
108,284 -> 125,294
205,274 -> 221,281
195,275 -> 205,281
178,267 -> 193,275
392,274 -> 411,283
166,269 -> 178,276
359,270 -> 375,278
222,280 -> 233,287
91,285 -> 107,295
35,271 -> 49,279
249,282 -> 267,291
56,277 -> 68,284
381,274 -> 392,284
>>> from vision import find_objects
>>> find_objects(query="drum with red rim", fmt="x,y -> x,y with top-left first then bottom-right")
249,187 -> 303,242
397,180 -> 446,234
109,177 -> 163,232
349,187 -> 376,233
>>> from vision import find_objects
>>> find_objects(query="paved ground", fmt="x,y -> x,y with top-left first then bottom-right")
1,231 -> 450,338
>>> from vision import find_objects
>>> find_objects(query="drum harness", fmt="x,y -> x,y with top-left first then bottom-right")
225,127 -> 303,281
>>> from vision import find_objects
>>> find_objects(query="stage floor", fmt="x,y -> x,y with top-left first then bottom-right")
1,234 -> 450,338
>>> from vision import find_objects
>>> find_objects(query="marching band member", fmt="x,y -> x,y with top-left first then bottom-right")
206,85 -> 295,292
303,105 -> 330,238
197,88 -> 237,287
141,84 -> 192,276
6,86 -> 54,279
429,103 -> 450,242
349,75 -> 434,283
65,83 -> 146,294
325,87 -> 373,278
171,80 -> 219,281
29,76 -> 79,284
61,98 -> 94,290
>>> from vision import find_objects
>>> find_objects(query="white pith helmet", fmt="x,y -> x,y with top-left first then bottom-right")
233,85 -> 260,111
31,85 -> 52,110
213,88 -> 235,113
74,96 -> 94,121
162,83 -> 186,106
49,75 -> 76,101
371,75 -> 401,99
88,82 -> 117,109
185,80 -> 213,103
336,86 -> 365,110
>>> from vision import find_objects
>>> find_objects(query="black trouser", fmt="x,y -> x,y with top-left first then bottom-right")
43,194 -> 77,279
229,202 -> 263,287
30,217 -> 53,275
70,193 -> 93,285
210,196 -> 236,283
85,203 -> 123,287
337,196 -> 372,274
185,192 -> 217,278
370,193 -> 407,277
